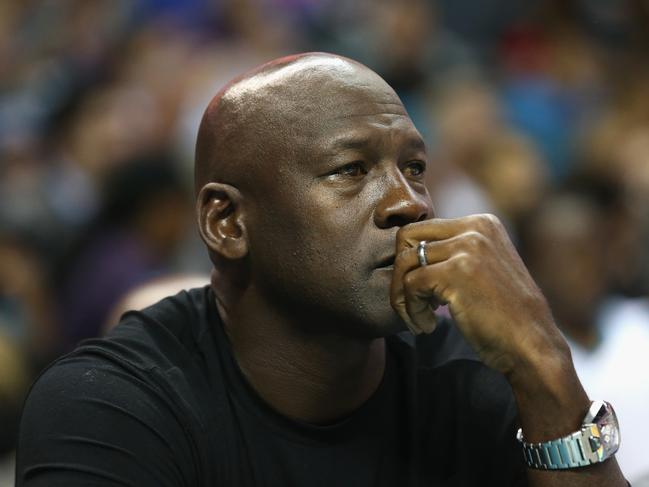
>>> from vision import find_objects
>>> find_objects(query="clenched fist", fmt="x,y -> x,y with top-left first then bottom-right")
390,214 -> 568,378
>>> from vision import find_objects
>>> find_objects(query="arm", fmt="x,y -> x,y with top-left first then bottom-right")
391,214 -> 627,487
16,355 -> 196,487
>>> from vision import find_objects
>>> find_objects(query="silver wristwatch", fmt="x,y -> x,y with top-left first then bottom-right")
516,400 -> 620,470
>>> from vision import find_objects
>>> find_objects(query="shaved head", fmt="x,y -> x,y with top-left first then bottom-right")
194,53 -> 400,197
194,51 -> 429,338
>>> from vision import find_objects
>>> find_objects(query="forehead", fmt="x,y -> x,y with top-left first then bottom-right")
303,85 -> 422,162
226,56 -> 416,141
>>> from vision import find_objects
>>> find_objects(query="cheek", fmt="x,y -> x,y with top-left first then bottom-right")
246,185 -> 402,331
262,183 -> 367,244
299,195 -> 372,274
249,189 -> 370,290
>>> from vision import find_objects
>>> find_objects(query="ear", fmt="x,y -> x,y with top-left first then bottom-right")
196,182 -> 248,260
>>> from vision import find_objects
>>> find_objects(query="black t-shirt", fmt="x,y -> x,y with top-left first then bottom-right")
16,286 -> 528,486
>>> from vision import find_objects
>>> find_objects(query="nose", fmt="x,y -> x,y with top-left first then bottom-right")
374,171 -> 433,229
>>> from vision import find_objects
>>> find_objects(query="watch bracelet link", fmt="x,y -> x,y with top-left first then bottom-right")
518,427 -> 594,470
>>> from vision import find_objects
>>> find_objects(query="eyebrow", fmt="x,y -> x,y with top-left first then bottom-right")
330,136 -> 371,151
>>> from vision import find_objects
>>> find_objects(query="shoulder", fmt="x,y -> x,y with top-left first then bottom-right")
54,284 -> 221,427
21,353 -> 183,435
81,285 -> 215,375
16,353 -> 200,486
16,286 -> 220,485
113,284 -> 214,345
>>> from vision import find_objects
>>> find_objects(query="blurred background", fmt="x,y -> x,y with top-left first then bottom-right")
1,0 -> 649,484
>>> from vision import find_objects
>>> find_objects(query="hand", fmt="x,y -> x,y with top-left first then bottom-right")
390,215 -> 629,486
390,214 -> 567,377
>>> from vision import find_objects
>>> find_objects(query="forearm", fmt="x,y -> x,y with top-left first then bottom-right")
509,338 -> 627,487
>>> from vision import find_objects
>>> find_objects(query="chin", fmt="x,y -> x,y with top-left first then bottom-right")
349,309 -> 407,340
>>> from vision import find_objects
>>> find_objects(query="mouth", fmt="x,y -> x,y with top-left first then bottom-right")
375,254 -> 396,270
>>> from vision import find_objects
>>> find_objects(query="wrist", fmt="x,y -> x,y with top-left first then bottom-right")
517,400 -> 622,472
507,331 -> 590,442
506,318 -> 573,392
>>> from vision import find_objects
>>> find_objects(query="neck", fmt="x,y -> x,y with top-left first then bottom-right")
216,287 -> 386,424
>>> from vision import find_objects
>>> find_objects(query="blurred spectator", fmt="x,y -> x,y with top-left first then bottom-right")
498,4 -> 606,181
521,189 -> 610,349
0,333 -> 29,458
475,132 -> 547,226
55,153 -> 192,350
520,186 -> 649,481
434,78 -> 504,166
0,333 -> 27,486
427,160 -> 496,220
427,79 -> 505,220
317,0 -> 477,135
578,73 -> 649,296
0,236 -> 59,368
102,273 -> 209,335
429,79 -> 548,238
573,296 -> 649,483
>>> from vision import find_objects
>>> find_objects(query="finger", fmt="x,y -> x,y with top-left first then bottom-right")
391,236 -> 460,321
390,275 -> 424,335
394,234 -> 467,272
396,213 -> 501,253
390,281 -> 422,334
402,264 -> 445,334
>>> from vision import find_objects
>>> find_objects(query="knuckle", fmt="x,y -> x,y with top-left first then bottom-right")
463,230 -> 487,250
403,272 -> 417,291
455,252 -> 477,275
480,213 -> 502,231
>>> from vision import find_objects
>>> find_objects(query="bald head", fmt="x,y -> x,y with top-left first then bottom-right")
195,52 -> 429,334
194,53 -> 400,196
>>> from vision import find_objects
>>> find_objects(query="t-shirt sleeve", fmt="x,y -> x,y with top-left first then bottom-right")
15,355 -> 197,487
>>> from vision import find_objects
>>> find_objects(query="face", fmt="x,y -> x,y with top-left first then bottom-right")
524,196 -> 606,322
244,68 -> 434,338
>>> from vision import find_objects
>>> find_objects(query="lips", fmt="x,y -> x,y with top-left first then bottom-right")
375,254 -> 396,269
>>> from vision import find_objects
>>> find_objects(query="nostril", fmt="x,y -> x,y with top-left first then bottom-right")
385,214 -> 411,228
379,204 -> 430,228
374,187 -> 432,229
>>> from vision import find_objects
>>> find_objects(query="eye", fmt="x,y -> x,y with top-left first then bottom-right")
335,161 -> 368,177
403,160 -> 426,178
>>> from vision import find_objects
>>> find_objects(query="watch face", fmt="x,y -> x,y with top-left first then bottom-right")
585,401 -> 620,461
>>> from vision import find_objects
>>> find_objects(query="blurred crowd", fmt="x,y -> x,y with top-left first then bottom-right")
2,0 -> 649,484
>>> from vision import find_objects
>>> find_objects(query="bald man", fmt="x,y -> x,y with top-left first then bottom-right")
16,54 -> 627,486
